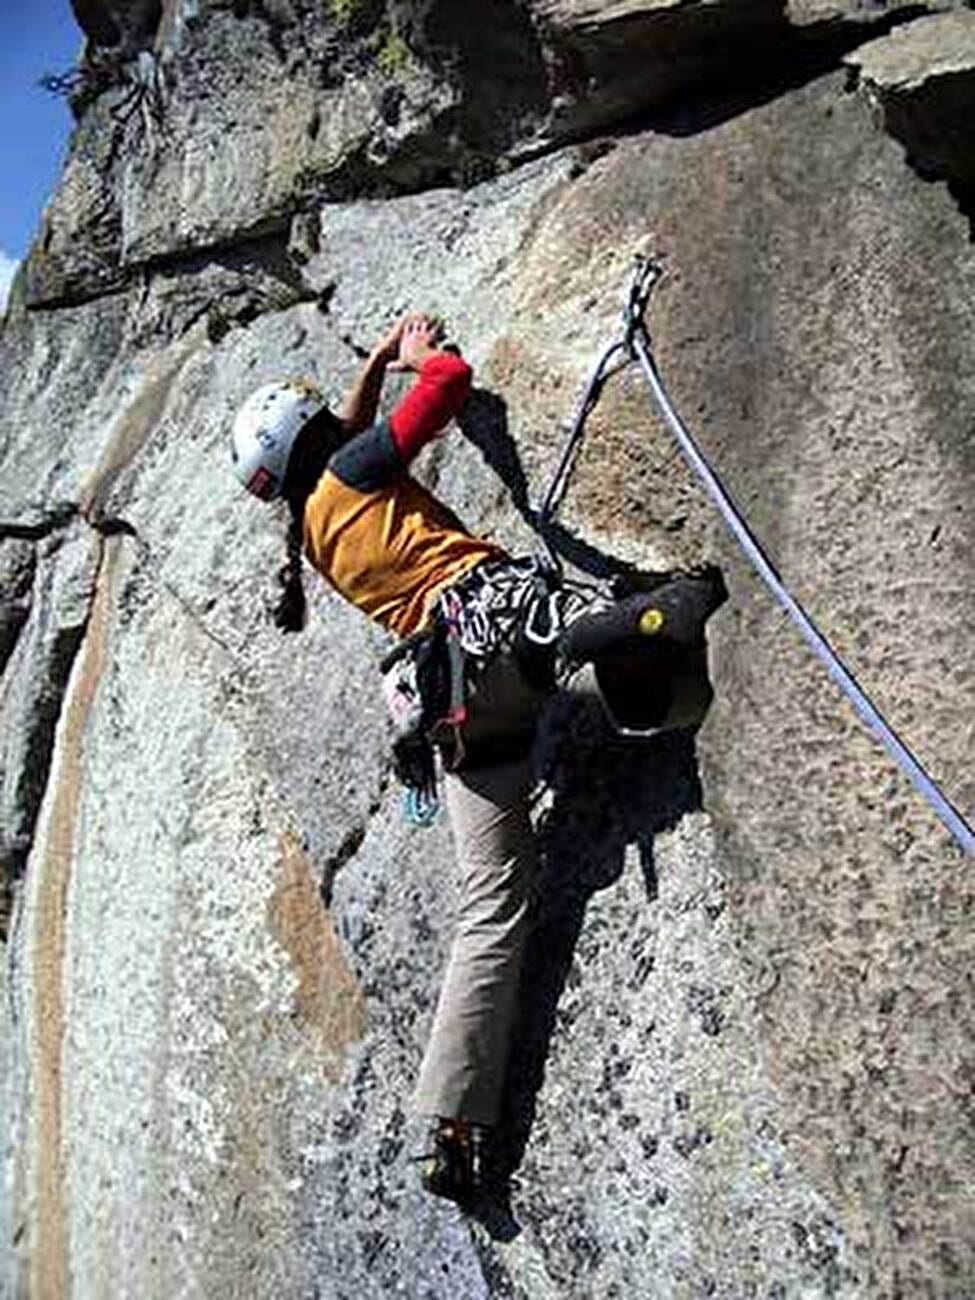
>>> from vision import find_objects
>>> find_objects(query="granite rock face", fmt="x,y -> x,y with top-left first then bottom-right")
29,0 -> 972,307
2,2 -> 973,1298
846,9 -> 975,191
69,0 -> 162,52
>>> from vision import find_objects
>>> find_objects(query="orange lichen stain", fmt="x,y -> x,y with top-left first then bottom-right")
267,833 -> 366,1079
31,536 -> 119,1300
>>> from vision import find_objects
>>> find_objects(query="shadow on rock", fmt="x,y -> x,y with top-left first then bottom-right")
946,178 -> 975,245
487,699 -> 703,1233
458,385 -> 708,1238
459,388 -> 635,582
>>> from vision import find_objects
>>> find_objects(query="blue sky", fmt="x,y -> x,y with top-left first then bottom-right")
0,5 -> 82,306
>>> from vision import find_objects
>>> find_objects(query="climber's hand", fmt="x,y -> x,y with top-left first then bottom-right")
373,312 -> 413,365
389,314 -> 443,373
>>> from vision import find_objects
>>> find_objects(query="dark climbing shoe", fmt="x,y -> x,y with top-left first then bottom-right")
560,565 -> 728,665
559,565 -> 728,735
416,1119 -> 492,1208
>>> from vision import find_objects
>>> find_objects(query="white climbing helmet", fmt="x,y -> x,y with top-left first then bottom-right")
231,380 -> 326,500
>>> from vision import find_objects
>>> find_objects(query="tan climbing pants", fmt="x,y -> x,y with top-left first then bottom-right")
413,650 -> 542,1126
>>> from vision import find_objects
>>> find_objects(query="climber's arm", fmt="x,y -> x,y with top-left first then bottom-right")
330,322 -> 472,490
340,315 -> 411,435
387,330 -> 472,464
339,349 -> 390,436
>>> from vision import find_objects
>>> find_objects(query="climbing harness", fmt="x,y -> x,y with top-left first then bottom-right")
539,256 -> 975,857
381,557 -> 577,824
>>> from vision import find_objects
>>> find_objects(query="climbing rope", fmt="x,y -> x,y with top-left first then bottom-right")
540,257 -> 975,857
536,340 -> 629,537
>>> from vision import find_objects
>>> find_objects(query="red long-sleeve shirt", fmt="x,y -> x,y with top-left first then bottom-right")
389,351 -> 474,463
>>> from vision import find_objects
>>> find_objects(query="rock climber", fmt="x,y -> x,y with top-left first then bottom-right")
230,311 -> 724,1207
231,312 -> 558,1205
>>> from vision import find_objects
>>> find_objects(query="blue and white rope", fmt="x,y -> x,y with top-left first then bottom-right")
629,323 -> 974,857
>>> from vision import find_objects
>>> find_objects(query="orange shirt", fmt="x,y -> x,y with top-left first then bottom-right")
303,469 -> 505,637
